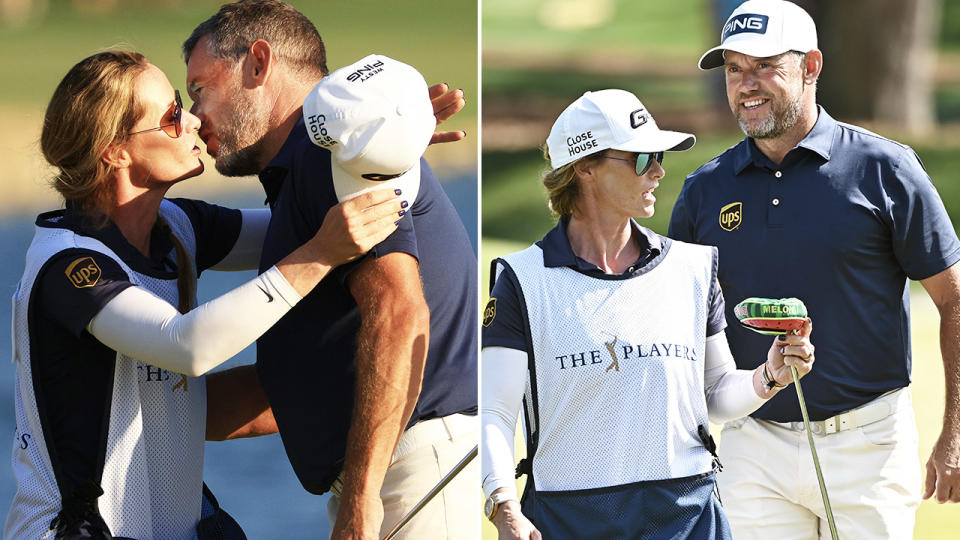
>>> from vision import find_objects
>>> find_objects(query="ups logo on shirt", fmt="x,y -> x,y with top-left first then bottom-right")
65,257 -> 101,288
719,202 -> 742,231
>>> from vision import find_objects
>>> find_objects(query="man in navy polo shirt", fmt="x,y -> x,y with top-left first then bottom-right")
181,2 -> 477,538
669,0 -> 960,538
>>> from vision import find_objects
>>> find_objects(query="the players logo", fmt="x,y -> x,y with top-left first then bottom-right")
65,256 -> 101,288
719,202 -> 742,231
603,334 -> 620,373
482,297 -> 497,327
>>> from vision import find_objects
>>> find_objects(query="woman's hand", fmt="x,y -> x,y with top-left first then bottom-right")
493,500 -> 541,540
313,189 -> 406,266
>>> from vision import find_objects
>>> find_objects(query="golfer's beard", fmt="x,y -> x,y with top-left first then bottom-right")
737,91 -> 803,140
214,99 -> 270,177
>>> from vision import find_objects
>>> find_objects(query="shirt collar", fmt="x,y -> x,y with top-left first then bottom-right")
258,116 -> 307,206
540,216 -> 662,272
732,105 -> 837,174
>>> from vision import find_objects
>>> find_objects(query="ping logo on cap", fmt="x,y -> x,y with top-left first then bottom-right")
65,256 -> 102,288
719,202 -> 742,231
346,60 -> 385,83
629,109 -> 648,129
722,14 -> 769,41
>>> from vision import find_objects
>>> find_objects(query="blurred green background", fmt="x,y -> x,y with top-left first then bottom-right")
482,0 -> 960,538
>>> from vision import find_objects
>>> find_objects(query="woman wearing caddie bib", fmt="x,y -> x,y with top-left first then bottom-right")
480,89 -> 816,539
7,50 -> 408,540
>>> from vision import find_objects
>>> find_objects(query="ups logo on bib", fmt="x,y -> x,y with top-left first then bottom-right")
65,257 -> 102,288
482,298 -> 497,327
719,202 -> 742,231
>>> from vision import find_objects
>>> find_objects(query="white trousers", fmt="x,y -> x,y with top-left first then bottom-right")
328,413 -> 479,539
717,388 -> 921,540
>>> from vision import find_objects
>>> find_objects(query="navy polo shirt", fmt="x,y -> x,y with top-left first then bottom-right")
256,117 -> 478,494
483,218 -> 727,352
669,106 -> 960,422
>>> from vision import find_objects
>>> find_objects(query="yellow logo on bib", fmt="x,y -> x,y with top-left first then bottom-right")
482,298 -> 497,327
65,257 -> 102,288
719,202 -> 742,231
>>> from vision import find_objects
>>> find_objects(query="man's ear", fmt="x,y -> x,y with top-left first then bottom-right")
802,49 -> 823,85
244,39 -> 274,87
102,141 -> 131,170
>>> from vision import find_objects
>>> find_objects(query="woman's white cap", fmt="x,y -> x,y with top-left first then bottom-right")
546,89 -> 695,170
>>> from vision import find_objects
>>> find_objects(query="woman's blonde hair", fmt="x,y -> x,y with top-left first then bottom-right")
41,50 -> 149,217
541,146 -> 603,218
41,51 -> 195,313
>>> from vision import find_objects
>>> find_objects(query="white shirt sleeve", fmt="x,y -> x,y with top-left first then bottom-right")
210,208 -> 271,271
87,265 -> 300,377
702,330 -> 767,424
481,346 -> 527,500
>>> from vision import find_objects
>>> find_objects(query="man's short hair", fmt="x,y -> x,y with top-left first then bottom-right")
183,0 -> 327,76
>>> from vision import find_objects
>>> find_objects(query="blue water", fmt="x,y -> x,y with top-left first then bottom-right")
0,172 -> 476,539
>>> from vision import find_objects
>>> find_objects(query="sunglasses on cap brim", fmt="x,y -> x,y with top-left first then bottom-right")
603,151 -> 664,176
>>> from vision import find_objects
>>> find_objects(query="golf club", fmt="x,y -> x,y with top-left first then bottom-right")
381,444 -> 478,540
734,297 -> 838,540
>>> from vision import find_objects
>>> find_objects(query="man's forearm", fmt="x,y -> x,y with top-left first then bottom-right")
938,299 -> 960,440
341,304 -> 429,498
332,252 -> 430,538
205,364 -> 278,441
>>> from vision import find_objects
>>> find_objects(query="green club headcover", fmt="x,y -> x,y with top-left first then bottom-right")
734,297 -> 807,335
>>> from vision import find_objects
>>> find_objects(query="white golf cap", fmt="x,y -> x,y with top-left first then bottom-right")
546,89 -> 695,170
302,54 -> 436,202
698,0 -> 817,70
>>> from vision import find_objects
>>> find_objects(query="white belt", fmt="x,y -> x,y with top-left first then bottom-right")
330,413 -> 477,497
769,387 -> 905,436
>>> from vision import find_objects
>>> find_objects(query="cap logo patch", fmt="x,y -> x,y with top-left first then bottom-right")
719,202 -> 742,231
482,297 -> 497,327
305,114 -> 337,147
346,60 -> 385,83
65,256 -> 101,288
722,14 -> 768,41
565,131 -> 598,158
629,109 -> 648,129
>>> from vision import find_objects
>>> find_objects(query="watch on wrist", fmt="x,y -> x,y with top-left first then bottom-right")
484,492 -> 518,521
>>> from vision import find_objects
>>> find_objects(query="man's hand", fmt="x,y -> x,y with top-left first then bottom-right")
492,500 -> 541,540
924,430 -> 960,503
765,318 -> 814,387
428,83 -> 466,144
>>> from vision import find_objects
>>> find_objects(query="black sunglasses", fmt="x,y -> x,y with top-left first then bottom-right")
603,151 -> 664,176
129,89 -> 183,138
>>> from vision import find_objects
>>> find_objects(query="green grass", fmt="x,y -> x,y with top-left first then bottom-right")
4,0 -> 477,133
482,0 -> 710,60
